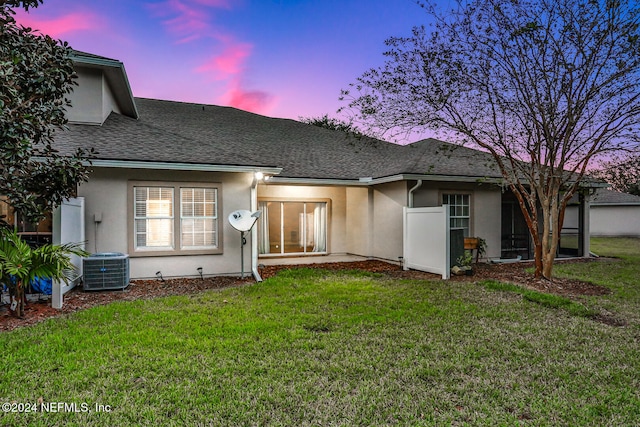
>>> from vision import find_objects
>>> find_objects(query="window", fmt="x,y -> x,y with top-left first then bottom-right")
129,182 -> 221,256
257,200 -> 328,255
180,188 -> 217,249
134,186 -> 174,249
443,193 -> 471,237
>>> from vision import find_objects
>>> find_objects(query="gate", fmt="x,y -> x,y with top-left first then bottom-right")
403,205 -> 451,279
51,197 -> 85,309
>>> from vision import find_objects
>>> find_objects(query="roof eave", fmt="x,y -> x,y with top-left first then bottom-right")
267,173 -> 506,186
90,159 -> 282,175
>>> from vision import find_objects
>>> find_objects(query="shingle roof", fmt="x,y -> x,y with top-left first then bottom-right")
591,188 -> 640,205
53,97 -> 505,181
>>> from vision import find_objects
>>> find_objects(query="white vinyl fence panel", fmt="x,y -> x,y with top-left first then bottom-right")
403,206 -> 450,279
52,197 -> 85,309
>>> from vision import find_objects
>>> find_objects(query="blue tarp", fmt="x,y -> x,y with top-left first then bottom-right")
1,276 -> 53,295
29,277 -> 53,295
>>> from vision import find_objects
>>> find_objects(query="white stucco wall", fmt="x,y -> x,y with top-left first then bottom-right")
371,181 -> 407,262
590,205 -> 640,237
78,167 -> 254,279
411,182 -> 502,259
256,184 -> 349,255
346,187 -> 372,257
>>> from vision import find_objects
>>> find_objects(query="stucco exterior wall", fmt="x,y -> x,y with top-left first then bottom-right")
66,66 -> 121,125
411,182 -> 502,259
346,187 -> 373,257
371,181 -> 407,261
78,167 -> 254,279
257,184 -> 349,255
590,205 -> 640,237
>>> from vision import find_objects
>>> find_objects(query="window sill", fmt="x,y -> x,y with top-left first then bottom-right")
129,248 -> 223,257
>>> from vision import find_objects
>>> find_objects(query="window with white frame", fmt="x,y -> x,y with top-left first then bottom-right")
130,182 -> 221,255
134,186 -> 174,250
180,187 -> 218,249
443,193 -> 471,237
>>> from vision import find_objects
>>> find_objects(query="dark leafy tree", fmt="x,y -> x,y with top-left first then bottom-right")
299,114 -> 367,139
1,0 -> 93,225
342,0 -> 640,279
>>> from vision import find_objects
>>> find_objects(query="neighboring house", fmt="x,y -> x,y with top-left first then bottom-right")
45,51 -> 594,280
589,189 -> 640,237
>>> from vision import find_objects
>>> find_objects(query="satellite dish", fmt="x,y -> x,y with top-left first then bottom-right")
228,210 -> 261,232
229,210 -> 262,279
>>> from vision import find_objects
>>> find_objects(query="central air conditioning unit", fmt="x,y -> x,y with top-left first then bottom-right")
83,253 -> 130,291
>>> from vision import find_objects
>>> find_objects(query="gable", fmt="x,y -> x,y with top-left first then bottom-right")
65,51 -> 138,125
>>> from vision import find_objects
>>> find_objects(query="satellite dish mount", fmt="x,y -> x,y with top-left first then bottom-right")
228,210 -> 262,278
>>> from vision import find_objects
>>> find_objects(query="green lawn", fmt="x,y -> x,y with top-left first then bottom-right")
1,238 -> 639,426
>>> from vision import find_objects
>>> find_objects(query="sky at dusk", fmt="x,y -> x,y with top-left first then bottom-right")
14,0 -> 432,127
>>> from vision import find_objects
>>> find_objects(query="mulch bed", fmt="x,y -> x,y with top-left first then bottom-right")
1,257 -> 613,332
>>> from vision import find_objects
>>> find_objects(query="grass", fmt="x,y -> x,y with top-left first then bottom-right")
481,280 -> 596,318
554,237 -> 640,324
0,240 -> 639,426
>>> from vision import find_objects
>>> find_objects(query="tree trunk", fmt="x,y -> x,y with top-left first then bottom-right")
10,282 -> 26,318
533,239 -> 543,278
541,194 -> 563,280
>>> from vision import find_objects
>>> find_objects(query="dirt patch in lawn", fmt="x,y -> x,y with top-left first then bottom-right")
1,258 -> 612,332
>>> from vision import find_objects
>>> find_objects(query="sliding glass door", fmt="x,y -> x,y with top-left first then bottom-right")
258,201 -> 327,255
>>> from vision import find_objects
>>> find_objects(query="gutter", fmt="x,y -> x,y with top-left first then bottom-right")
408,179 -> 423,208
268,173 -> 505,186
251,177 -> 262,282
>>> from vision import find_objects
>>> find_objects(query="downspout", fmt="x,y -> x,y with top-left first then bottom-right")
251,177 -> 262,282
408,179 -> 423,208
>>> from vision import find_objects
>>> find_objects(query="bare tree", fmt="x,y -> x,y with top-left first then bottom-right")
593,155 -> 640,196
341,0 -> 640,279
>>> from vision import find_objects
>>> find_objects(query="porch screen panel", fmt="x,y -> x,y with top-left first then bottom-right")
180,188 -> 218,249
134,186 -> 174,249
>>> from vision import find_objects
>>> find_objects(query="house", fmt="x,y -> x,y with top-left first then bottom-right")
589,189 -> 640,237
46,51 -> 593,280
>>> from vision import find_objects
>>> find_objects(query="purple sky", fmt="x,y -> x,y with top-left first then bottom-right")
15,0 -> 429,126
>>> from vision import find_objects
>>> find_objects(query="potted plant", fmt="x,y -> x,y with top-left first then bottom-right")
476,237 -> 487,260
453,251 -> 474,276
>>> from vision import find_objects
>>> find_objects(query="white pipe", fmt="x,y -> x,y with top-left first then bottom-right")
408,179 -> 423,208
250,178 -> 262,282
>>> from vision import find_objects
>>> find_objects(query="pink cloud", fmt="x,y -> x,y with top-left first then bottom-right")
223,81 -> 276,114
13,11 -> 102,38
196,43 -> 252,78
147,0 -> 232,43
